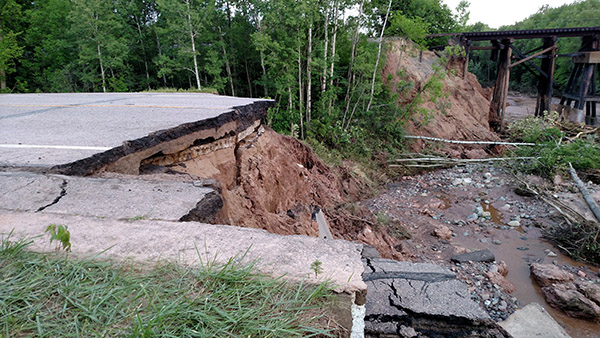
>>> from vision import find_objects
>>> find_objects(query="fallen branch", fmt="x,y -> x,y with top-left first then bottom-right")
393,156 -> 538,163
404,135 -> 536,146
568,163 -> 600,223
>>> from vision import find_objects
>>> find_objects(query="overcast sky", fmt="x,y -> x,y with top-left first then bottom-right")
442,0 -> 579,28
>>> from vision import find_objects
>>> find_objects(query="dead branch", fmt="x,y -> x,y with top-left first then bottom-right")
568,163 -> 600,223
404,135 -> 536,146
393,156 -> 538,163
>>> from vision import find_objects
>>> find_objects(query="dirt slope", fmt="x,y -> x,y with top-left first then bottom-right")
383,39 -> 500,158
148,127 -> 401,259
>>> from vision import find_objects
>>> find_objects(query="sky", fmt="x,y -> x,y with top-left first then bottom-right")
442,0 -> 579,28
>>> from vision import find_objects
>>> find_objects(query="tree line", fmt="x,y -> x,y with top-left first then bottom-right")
1,0 -> 468,152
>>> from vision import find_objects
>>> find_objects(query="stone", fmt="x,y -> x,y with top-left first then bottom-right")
497,261 -> 509,277
517,247 -> 529,251
485,271 -> 516,293
492,239 -> 502,245
507,220 -> 520,227
463,178 -> 473,184
451,249 -> 495,263
577,282 -> 600,306
542,282 -> 600,320
484,172 -> 493,180
530,263 -> 575,287
577,270 -> 587,278
433,225 -> 453,241
499,303 -> 571,338
452,178 -> 463,186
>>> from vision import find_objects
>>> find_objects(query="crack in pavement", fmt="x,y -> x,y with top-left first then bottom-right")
363,271 -> 456,282
36,179 -> 67,212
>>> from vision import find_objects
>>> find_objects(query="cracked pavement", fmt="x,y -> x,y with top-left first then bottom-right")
362,248 -> 510,337
0,171 -> 214,221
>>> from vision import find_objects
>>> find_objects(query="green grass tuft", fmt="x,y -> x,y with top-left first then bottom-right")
0,236 -> 336,337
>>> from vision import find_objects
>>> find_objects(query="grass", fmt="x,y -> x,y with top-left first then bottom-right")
0,236 -> 336,337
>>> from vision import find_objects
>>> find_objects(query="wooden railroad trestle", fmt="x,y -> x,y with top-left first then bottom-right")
429,27 -> 600,130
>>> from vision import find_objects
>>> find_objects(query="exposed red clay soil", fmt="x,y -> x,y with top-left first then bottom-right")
383,39 -> 500,158
163,127 -> 401,259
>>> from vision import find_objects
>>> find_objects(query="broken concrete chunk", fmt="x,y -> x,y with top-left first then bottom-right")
499,302 -> 571,338
451,249 -> 496,263
364,258 -> 510,337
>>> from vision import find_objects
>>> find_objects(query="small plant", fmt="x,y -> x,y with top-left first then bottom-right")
310,259 -> 323,278
45,224 -> 71,252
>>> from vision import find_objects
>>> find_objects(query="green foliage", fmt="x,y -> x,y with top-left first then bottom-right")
0,239 -> 336,337
45,224 -> 71,252
310,259 -> 323,277
386,13 -> 428,46
507,111 -> 563,143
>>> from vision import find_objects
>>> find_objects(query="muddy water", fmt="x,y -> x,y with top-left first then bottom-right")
453,208 -> 600,338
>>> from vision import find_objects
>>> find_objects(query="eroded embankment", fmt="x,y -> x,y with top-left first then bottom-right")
134,123 -> 402,259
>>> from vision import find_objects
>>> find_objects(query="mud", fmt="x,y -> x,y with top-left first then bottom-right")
137,125 -> 401,259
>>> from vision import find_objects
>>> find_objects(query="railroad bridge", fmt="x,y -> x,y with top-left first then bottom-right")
430,27 -> 600,129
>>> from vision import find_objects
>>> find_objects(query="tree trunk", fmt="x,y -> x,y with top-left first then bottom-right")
245,59 -> 253,97
366,0 -> 392,112
154,29 -> 167,86
306,22 -> 313,129
135,17 -> 151,90
297,32 -> 304,140
321,7 -> 329,94
185,0 -> 201,90
97,43 -> 107,92
343,0 -> 365,119
328,1 -> 339,115
219,27 -> 235,96
0,31 -> 4,90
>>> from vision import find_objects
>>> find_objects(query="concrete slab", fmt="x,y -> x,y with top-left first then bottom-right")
363,257 -> 510,337
0,171 -> 215,221
499,302 -> 571,338
0,211 -> 367,295
0,93 -> 273,174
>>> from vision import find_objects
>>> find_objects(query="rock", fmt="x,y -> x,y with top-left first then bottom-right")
399,325 -> 418,338
433,225 -> 453,241
476,206 -> 485,216
486,271 -> 516,293
466,213 -> 478,221
452,178 -> 464,186
507,220 -> 520,227
541,282 -> 600,320
480,238 -> 488,243
497,261 -> 509,277
451,249 -> 495,263
492,239 -> 502,245
499,302 -> 571,338
577,270 -> 587,278
544,249 -> 558,257
463,178 -> 473,184
530,263 -> 575,287
577,282 -> 600,306
481,211 -> 492,218
516,247 -> 529,251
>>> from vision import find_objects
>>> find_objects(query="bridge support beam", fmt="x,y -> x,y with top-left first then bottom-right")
489,39 -> 513,131
536,37 -> 558,117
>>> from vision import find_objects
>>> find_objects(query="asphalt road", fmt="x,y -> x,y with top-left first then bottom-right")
0,93 -> 269,168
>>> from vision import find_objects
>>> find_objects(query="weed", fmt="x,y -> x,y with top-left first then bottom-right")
310,259 -> 323,278
45,224 -> 71,252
